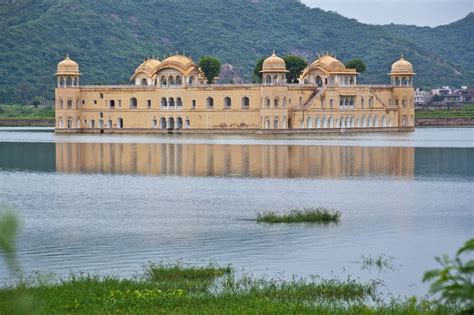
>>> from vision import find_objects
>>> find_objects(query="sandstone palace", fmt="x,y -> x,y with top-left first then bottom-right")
55,51 -> 415,133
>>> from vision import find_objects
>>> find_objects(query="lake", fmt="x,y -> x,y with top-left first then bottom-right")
0,127 -> 472,298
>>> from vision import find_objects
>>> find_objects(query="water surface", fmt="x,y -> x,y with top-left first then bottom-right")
0,128 -> 472,298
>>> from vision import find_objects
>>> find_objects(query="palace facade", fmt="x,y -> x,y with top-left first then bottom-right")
55,51 -> 415,133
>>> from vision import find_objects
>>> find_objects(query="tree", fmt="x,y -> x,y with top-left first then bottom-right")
432,94 -> 445,102
253,57 -> 265,83
283,55 -> 307,83
199,56 -> 221,84
345,58 -> 366,74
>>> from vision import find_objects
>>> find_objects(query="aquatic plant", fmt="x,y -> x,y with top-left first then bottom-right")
360,254 -> 395,271
256,207 -> 341,224
423,238 -> 474,315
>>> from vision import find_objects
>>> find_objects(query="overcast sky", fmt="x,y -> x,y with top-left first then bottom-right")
301,0 -> 473,27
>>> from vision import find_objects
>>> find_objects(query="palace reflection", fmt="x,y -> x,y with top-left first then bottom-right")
55,143 -> 415,178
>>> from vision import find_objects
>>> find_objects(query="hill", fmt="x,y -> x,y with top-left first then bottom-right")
0,0 -> 472,103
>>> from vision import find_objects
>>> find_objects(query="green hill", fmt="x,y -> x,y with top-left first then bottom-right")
0,0 -> 472,103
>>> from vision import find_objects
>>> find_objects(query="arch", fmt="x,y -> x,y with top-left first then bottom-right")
322,117 -> 327,128
307,117 -> 313,128
58,99 -> 64,109
67,99 -> 73,109
117,118 -> 123,129
76,118 -> 81,128
67,117 -> 73,129
161,97 -> 167,107
168,97 -> 175,107
345,117 -> 351,128
224,97 -> 232,108
176,97 -> 183,107
367,116 -> 372,128
152,119 -> 158,128
315,75 -> 323,87
176,76 -> 182,86
185,119 -> 191,129
168,117 -> 175,129
130,97 -> 138,108
141,78 -> 148,86
274,97 -> 279,108
264,117 -> 270,129
328,117 -> 333,128
58,117 -> 64,128
109,100 -> 115,108
241,96 -> 250,108
282,97 -> 287,108
273,117 -> 279,129
273,74 -> 279,84
66,77 -> 72,87
177,117 -> 183,129
265,75 -> 272,84
374,116 -> 379,128
361,116 -> 366,128
381,116 -> 387,127
356,118 -> 360,128
281,116 -> 287,129
316,117 -> 321,128
160,76 -> 167,87
265,97 -> 271,108
188,76 -> 195,85
207,97 -> 214,108
160,117 -> 167,129
168,76 -> 175,86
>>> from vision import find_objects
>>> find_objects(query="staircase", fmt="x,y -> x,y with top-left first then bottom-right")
369,89 -> 391,110
301,86 -> 326,110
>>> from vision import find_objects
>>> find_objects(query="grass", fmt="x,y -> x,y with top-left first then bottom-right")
0,263 -> 458,314
0,104 -> 55,120
415,103 -> 474,120
256,207 -> 341,224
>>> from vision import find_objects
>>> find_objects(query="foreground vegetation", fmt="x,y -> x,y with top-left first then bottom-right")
0,263 -> 459,315
257,207 -> 341,224
0,105 -> 54,120
415,104 -> 474,120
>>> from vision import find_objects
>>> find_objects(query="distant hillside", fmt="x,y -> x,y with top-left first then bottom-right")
0,0 -> 472,103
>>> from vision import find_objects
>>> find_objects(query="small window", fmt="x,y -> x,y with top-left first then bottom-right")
94,100 -> 97,105
274,98 -> 279,108
82,100 -> 85,105
192,100 -> 196,108
100,93 -> 104,99
330,99 -> 333,109
241,97 -> 250,108
266,98 -> 271,108
67,99 -> 73,108
147,100 -> 152,109
224,97 -> 231,108
118,100 -> 122,107
130,97 -> 138,108
100,112 -> 104,118
207,97 -> 214,108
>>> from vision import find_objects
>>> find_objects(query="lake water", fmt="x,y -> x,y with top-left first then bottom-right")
0,128 -> 473,298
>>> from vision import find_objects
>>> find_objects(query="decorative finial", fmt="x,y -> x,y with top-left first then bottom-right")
66,52 -> 70,59
400,53 -> 404,60
272,49 -> 276,55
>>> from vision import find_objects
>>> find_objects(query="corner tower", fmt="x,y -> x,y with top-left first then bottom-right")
390,54 -> 415,127
56,54 -> 80,88
260,51 -> 288,85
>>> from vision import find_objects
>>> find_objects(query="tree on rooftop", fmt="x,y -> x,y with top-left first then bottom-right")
199,56 -> 221,84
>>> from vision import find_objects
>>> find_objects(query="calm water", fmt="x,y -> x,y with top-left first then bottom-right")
0,128 -> 473,298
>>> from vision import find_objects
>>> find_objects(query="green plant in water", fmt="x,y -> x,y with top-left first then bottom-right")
360,254 -> 395,272
256,207 -> 341,224
0,206 -> 19,275
423,238 -> 474,314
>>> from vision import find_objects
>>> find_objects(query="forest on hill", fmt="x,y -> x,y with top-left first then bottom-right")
0,0 -> 472,103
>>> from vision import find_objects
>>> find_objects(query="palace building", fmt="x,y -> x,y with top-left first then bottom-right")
55,51 -> 415,133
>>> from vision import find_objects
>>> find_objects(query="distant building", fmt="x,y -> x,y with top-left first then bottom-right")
414,88 -> 431,106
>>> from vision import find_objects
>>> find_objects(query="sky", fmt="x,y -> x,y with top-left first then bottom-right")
301,0 -> 473,27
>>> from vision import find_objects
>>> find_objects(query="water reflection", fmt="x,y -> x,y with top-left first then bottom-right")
54,142 -> 415,178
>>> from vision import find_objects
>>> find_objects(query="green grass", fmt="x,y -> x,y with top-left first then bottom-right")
360,255 -> 395,272
257,207 -> 341,224
0,105 -> 55,120
415,103 -> 474,120
0,263 -> 457,314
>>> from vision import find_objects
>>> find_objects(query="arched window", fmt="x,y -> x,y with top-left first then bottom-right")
282,97 -> 287,108
109,100 -> 115,108
274,98 -> 279,108
76,118 -> 81,128
67,117 -> 73,129
224,97 -> 232,108
328,117 -> 333,128
188,76 -> 195,85
176,97 -> 183,107
266,75 -> 272,84
345,117 -> 350,128
67,99 -> 73,108
264,117 -> 270,129
168,117 -> 175,129
161,97 -> 167,108
66,77 -> 72,87
177,117 -> 183,129
361,116 -> 366,128
58,99 -> 64,109
58,117 -> 64,128
117,118 -> 123,129
160,117 -> 167,129
207,97 -> 214,108
130,97 -> 138,108
381,116 -> 387,127
265,98 -> 270,108
273,75 -> 279,84
316,117 -> 321,128
282,116 -> 286,129
241,97 -> 250,108
141,78 -> 148,86
168,76 -> 175,86
374,116 -> 379,127
169,97 -> 175,107
161,76 -> 167,87
322,117 -> 327,128
274,117 -> 279,129
307,117 -> 313,128
315,76 -> 323,87
176,76 -> 182,86
367,116 -> 372,128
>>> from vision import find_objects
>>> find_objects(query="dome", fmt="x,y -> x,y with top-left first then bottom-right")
390,55 -> 414,75
161,55 -> 194,68
56,54 -> 80,75
261,51 -> 287,73
309,55 -> 349,73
